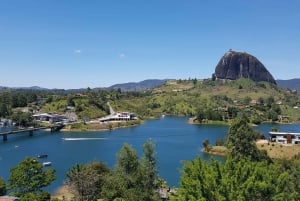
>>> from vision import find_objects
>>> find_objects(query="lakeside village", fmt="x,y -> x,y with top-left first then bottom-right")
1,102 -> 300,146
0,102 -> 138,132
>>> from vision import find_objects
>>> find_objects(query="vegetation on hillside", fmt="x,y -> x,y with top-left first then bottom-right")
7,157 -> 56,200
1,78 -> 300,127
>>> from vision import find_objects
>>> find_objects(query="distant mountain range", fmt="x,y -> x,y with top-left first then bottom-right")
107,79 -> 168,92
1,78 -> 300,91
276,79 -> 300,91
0,86 -> 49,90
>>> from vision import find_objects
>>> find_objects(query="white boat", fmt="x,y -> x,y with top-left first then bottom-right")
42,162 -> 52,166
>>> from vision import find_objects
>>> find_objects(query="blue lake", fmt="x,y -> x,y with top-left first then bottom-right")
1,116 -> 300,193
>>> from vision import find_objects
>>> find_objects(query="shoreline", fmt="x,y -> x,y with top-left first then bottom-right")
188,117 -> 299,126
60,120 -> 143,132
203,141 -> 300,159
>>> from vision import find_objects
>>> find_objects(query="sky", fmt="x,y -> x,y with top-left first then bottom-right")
0,0 -> 299,89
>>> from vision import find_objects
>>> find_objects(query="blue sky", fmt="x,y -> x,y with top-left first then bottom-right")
1,1 -> 299,89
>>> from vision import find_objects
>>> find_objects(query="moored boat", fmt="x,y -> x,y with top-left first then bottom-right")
42,162 -> 52,166
37,154 -> 48,158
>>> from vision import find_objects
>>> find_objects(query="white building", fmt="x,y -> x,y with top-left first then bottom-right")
269,131 -> 300,144
99,112 -> 137,123
32,113 -> 66,124
99,102 -> 137,123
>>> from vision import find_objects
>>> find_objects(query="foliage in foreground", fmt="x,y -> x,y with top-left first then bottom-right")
8,157 -> 56,200
65,139 -> 161,201
172,156 -> 300,201
0,177 -> 6,196
226,114 -> 270,162
172,114 -> 300,201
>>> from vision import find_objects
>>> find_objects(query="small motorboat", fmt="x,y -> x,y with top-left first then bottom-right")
42,162 -> 52,167
37,154 -> 48,158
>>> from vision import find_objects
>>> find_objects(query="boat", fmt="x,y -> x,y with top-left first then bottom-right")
37,154 -> 48,158
42,162 -> 52,166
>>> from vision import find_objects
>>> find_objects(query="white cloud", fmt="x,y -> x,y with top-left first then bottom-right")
119,53 -> 125,59
74,49 -> 82,54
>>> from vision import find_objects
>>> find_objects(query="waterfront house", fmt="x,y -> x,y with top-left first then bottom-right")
269,131 -> 300,144
33,113 -> 66,124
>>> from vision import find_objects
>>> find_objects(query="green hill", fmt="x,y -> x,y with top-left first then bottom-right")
40,78 -> 300,124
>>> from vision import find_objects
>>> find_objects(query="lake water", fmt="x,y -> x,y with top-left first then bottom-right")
1,116 -> 300,193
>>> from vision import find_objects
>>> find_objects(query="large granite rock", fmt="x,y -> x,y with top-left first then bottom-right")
214,50 -> 276,84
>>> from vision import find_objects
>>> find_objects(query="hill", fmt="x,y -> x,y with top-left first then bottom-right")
1,78 -> 300,92
107,79 -> 168,92
3,77 -> 299,126
276,79 -> 300,91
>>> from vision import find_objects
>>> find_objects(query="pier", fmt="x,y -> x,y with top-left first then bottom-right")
0,124 -> 64,141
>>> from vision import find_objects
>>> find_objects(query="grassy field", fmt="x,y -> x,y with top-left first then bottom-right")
205,141 -> 300,159
257,140 -> 300,159
62,120 -> 142,132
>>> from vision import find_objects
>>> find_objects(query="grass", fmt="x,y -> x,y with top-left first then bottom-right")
62,120 -> 142,132
257,141 -> 300,159
205,141 -> 300,159
203,146 -> 228,157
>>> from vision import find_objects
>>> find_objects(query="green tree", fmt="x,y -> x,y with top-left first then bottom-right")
102,141 -> 161,201
0,103 -> 10,117
10,111 -> 33,127
19,191 -> 50,201
172,157 -> 299,201
242,96 -> 251,105
202,139 -> 210,152
139,139 -> 161,201
226,115 -> 269,161
266,96 -> 275,108
267,109 -> 278,122
102,143 -> 141,201
0,177 -> 6,196
8,157 -> 55,198
66,161 -> 110,201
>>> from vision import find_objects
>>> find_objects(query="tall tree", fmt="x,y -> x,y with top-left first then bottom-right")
0,177 -> 6,196
66,162 -> 110,201
226,114 -> 268,161
102,143 -> 141,201
8,157 -> 55,198
102,142 -> 162,201
139,139 -> 160,201
0,103 -> 10,117
202,139 -> 210,152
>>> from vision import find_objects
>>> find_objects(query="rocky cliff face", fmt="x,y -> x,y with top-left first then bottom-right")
214,50 -> 276,85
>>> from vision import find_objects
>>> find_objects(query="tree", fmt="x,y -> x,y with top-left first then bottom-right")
8,157 -> 55,198
139,139 -> 161,201
102,141 -> 161,201
66,162 -> 110,201
10,111 -> 33,127
0,103 -> 10,117
171,157 -> 299,201
202,139 -> 210,152
0,177 -> 6,196
19,192 -> 50,201
226,115 -> 269,161
102,143 -> 141,201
